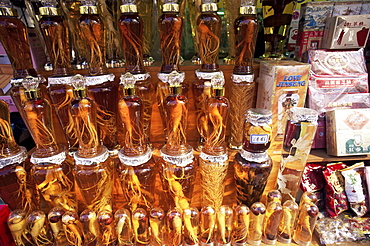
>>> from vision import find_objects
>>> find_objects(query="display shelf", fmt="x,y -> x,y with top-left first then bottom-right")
308,149 -> 370,163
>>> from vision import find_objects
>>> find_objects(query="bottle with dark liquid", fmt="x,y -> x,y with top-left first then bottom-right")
0,100 -> 38,214
39,0 -> 78,151
261,0 -> 296,59
79,0 -> 118,152
22,77 -> 76,214
234,108 -> 272,207
199,74 -> 229,210
117,73 -> 156,211
229,0 -> 259,150
277,107 -> 318,202
262,190 -> 283,245
158,71 -> 196,212
157,0 -> 187,140
70,74 -> 114,215
118,0 -> 153,144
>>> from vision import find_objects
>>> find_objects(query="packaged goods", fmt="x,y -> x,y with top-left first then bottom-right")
300,163 -> 326,209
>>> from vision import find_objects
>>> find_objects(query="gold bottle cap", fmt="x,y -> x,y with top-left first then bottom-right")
201,3 -> 218,12
39,6 -> 59,16
71,74 -> 87,98
120,4 -> 137,13
163,3 -> 179,12
0,7 -> 18,16
22,76 -> 42,100
120,72 -> 137,96
80,5 -> 98,15
240,5 -> 256,15
213,87 -> 224,97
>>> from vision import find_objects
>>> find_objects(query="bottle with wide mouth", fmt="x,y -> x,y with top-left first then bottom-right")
117,72 -> 156,212
22,76 -> 76,214
79,0 -> 118,152
156,0 -> 188,141
0,100 -> 38,214
158,71 -> 196,212
118,0 -> 153,144
234,108 -> 273,208
70,74 -> 114,217
39,0 -> 78,151
199,74 -> 229,211
229,0 -> 259,150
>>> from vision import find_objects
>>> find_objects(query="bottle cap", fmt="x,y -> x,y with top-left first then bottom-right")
120,0 -> 137,13
22,76 -> 45,100
201,0 -> 217,12
163,0 -> 179,12
71,74 -> 87,98
168,70 -> 182,94
39,0 -> 59,15
0,0 -> 18,16
80,0 -> 98,14
246,108 -> 272,126
120,72 -> 136,96
211,73 -> 225,97
288,107 -> 318,124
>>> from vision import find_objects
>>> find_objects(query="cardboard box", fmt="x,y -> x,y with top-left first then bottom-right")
326,108 -> 370,156
299,1 -> 335,31
256,60 -> 310,144
332,1 -> 362,16
321,15 -> 370,49
295,30 -> 324,62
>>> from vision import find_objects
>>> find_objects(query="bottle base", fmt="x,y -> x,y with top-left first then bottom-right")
293,237 -> 311,246
277,235 -> 291,244
247,239 -> 261,246
262,237 -> 277,245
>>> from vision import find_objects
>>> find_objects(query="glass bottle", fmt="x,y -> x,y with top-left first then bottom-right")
215,205 -> 233,246
22,77 -> 76,213
132,208 -> 150,245
196,0 -> 221,72
117,73 -> 156,211
277,200 -> 298,244
8,209 -> 33,246
0,100 -> 38,213
118,0 -> 154,144
183,207 -> 199,246
48,207 -> 69,246
199,74 -> 229,210
247,202 -> 266,246
80,209 -> 99,245
26,210 -> 54,246
292,202 -> 319,246
157,0 -> 187,140
229,0 -> 258,150
262,192 -> 283,245
277,107 -> 318,202
79,0 -> 118,152
149,207 -> 165,246
234,108 -> 273,207
62,211 -> 85,246
277,88 -> 299,137
199,206 -> 216,245
39,0 -> 78,151
98,209 -> 117,246
158,71 -> 197,211
233,205 -> 250,246
115,208 -> 134,246
166,208 -> 183,246
70,74 -> 114,214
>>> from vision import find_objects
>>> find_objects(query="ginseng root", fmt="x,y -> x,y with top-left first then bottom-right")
197,23 -> 220,64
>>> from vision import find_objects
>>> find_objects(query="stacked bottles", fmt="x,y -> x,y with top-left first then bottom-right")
277,107 -> 318,202
70,74 -> 114,216
234,108 -> 273,207
39,0 -> 78,151
158,71 -> 197,212
118,0 -> 153,143
79,0 -> 118,152
229,0 -> 259,150
0,100 -> 37,214
193,0 -> 222,149
157,0 -> 186,139
199,74 -> 229,210
117,73 -> 156,211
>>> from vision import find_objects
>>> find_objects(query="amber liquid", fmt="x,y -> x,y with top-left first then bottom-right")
32,160 -> 76,214
159,12 -> 183,73
158,158 -> 196,211
75,158 -> 113,213
40,15 -> 73,77
263,202 -> 283,243
87,81 -> 119,151
118,13 -> 145,74
0,100 -> 20,157
118,158 -> 157,210
233,14 -> 258,74
234,153 -> 272,207
197,13 -> 221,72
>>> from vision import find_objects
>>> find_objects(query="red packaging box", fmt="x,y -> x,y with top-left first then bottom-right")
0,205 -> 15,246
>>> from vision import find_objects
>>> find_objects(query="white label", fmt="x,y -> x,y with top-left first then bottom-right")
250,134 -> 269,144
342,169 -> 365,202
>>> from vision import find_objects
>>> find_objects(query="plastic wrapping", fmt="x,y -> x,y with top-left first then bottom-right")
300,163 -> 326,209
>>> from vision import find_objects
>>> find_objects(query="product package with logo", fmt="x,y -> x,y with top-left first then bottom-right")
256,60 -> 310,152
326,108 -> 370,156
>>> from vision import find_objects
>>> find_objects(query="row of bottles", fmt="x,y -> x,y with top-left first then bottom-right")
6,191 -> 319,246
